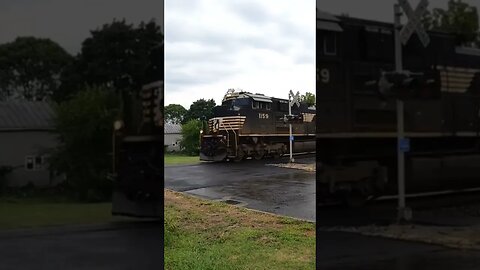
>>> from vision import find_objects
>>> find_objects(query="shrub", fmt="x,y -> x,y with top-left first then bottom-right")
180,119 -> 202,156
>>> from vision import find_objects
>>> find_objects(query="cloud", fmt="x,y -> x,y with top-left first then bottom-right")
0,0 -> 163,54
165,0 -> 315,108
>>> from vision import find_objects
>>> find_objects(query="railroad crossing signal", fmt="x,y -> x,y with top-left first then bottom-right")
289,90 -> 300,108
398,0 -> 430,47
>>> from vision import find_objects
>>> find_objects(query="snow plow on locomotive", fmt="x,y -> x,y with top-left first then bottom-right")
317,10 -> 480,204
200,90 -> 316,162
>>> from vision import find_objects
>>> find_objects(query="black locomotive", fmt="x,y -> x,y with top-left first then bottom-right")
200,89 -> 316,161
111,81 -> 163,217
317,10 -> 480,203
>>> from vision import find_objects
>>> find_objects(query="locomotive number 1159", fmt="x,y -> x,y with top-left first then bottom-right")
259,113 -> 269,119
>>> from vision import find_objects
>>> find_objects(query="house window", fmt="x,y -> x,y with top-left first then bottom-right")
25,155 -> 47,171
25,156 -> 34,170
35,156 -> 43,169
324,33 -> 337,56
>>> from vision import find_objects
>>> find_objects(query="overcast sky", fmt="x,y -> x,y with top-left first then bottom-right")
318,0 -> 479,23
0,0 -> 163,54
165,0 -> 315,108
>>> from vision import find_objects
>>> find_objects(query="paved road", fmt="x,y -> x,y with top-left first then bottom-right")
318,231 -> 480,270
318,192 -> 480,227
164,157 -> 316,221
1,221 -> 479,270
0,221 -> 162,270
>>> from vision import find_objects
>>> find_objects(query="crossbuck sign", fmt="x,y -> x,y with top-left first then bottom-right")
289,90 -> 300,108
398,0 -> 430,47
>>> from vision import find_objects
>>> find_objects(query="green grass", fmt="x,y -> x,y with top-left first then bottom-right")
164,153 -> 200,165
0,197 -> 119,230
164,190 -> 315,270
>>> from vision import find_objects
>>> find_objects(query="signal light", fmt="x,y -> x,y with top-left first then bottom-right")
283,114 -> 304,124
365,70 -> 439,100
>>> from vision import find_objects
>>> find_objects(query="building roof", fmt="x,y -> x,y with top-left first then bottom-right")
317,9 -> 339,22
317,9 -> 343,32
0,102 -> 55,131
165,123 -> 182,134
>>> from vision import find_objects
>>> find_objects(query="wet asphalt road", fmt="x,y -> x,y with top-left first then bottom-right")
318,231 -> 480,270
1,220 -> 479,270
0,221 -> 162,270
164,157 -> 316,221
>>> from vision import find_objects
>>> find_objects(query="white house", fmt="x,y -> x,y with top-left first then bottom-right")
0,102 -> 60,187
164,123 -> 182,152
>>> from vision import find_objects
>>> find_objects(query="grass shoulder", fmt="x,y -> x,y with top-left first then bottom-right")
164,152 -> 200,165
164,189 -> 315,270
0,195 -> 126,230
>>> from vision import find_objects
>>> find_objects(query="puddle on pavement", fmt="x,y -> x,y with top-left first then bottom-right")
223,199 -> 242,205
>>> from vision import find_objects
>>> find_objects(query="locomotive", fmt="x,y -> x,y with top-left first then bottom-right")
111,81 -> 163,217
317,9 -> 480,203
200,89 -> 316,162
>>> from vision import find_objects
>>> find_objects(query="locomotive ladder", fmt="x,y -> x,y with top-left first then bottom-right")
224,122 -> 238,157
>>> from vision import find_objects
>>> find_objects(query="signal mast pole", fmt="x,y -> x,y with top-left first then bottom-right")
394,3 -> 409,222
288,90 -> 300,163
288,94 -> 294,162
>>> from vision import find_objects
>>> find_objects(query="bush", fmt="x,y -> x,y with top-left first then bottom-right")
50,86 -> 120,201
180,119 -> 202,156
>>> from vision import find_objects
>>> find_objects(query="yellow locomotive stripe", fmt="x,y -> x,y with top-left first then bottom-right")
437,65 -> 479,93
208,116 -> 247,131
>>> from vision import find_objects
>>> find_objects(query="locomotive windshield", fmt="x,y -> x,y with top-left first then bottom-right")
222,98 -> 251,111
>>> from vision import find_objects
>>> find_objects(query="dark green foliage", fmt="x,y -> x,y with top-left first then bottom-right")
184,99 -> 216,123
180,120 -> 202,155
165,104 -> 187,124
56,19 -> 164,102
300,92 -> 315,106
50,86 -> 120,201
0,37 -> 73,101
422,0 -> 479,46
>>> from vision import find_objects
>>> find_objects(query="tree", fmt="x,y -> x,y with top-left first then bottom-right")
185,99 -> 216,123
180,119 -> 202,155
58,19 -> 163,101
50,86 -> 120,201
0,37 -> 73,101
301,92 -> 316,106
165,104 -> 187,124
423,0 -> 479,46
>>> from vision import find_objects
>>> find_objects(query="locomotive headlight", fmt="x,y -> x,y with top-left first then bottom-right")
113,120 -> 124,131
200,130 -> 203,134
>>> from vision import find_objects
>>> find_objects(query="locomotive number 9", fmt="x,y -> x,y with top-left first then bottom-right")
320,68 -> 330,83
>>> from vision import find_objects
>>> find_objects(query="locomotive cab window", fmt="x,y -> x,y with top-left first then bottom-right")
323,32 -> 337,56
252,101 -> 271,110
230,98 -> 250,111
259,102 -> 270,110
